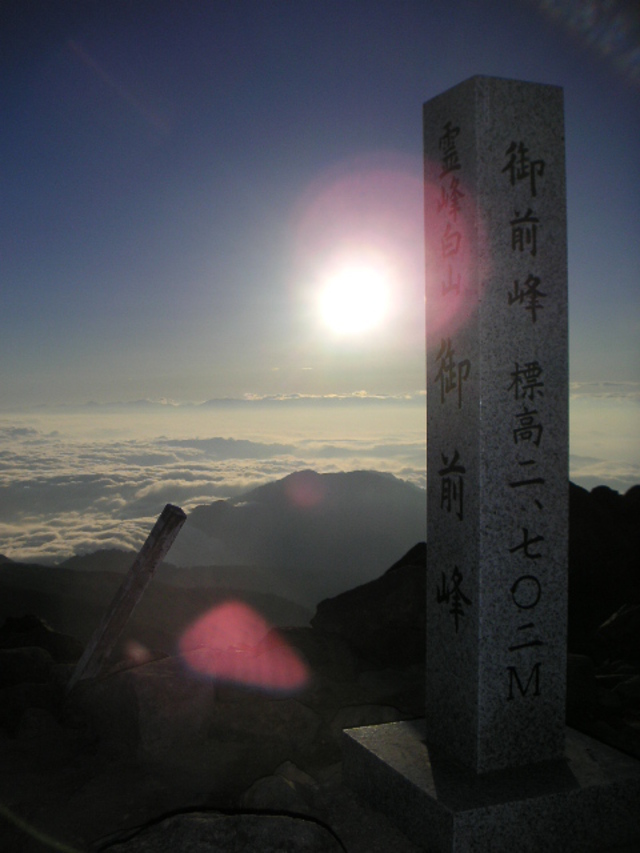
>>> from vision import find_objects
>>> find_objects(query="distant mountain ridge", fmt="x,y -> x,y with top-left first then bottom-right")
0,560 -> 313,650
60,549 -> 143,573
4,470 -> 426,608
2,478 -> 639,665
171,469 -> 427,604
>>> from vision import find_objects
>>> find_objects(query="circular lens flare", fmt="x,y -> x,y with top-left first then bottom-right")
179,600 -> 308,694
290,152 -> 425,349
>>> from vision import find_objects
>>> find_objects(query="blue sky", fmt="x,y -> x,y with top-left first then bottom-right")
1,0 -> 638,407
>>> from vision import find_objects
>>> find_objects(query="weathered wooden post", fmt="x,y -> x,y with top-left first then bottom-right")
67,503 -> 186,692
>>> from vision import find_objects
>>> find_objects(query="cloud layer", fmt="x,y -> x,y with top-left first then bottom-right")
0,401 -> 426,563
1,388 -> 637,564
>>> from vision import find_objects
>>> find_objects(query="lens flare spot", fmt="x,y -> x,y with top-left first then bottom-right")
123,639 -> 153,666
179,601 -> 308,693
290,152 -> 425,350
284,471 -> 327,508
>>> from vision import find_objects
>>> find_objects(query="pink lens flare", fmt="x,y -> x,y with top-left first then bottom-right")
289,151 -> 426,350
284,470 -> 328,508
178,601 -> 309,693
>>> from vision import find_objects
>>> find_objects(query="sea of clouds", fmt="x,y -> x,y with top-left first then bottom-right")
0,397 -> 428,563
568,381 -> 640,491
0,386 -> 637,564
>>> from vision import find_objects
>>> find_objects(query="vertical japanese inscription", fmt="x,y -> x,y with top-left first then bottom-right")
436,121 -> 465,297
504,142 -> 547,323
437,566 -> 471,633
432,122 -> 471,410
438,450 -> 466,521
432,120 -> 473,636
501,137 -> 549,702
434,338 -> 470,408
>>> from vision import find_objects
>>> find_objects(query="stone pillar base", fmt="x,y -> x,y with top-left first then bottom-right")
342,720 -> 640,852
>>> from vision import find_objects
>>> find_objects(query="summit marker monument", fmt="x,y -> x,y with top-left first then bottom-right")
423,73 -> 568,777
343,76 -> 640,852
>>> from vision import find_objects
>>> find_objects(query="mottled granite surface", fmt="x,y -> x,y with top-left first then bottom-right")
424,76 -> 568,774
344,720 -> 640,852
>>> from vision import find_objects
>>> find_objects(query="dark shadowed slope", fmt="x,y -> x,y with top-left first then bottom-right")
170,470 -> 427,603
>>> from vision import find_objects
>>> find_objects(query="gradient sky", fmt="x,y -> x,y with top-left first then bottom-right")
2,0 -> 638,409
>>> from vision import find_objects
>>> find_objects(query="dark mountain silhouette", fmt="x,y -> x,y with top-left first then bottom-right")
568,482 -> 640,653
171,469 -> 427,604
4,472 -> 639,653
0,560 -> 312,652
12,470 -> 424,609
60,549 -> 142,573
59,549 -> 287,600
0,479 -> 639,852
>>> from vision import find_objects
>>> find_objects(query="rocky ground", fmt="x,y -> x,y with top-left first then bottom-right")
0,483 -> 639,851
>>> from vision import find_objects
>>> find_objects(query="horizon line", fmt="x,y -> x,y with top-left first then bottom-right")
2,380 -> 639,413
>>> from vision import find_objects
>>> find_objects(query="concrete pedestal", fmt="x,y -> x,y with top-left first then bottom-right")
343,720 -> 640,852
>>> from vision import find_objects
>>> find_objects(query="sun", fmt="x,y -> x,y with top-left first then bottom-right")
318,264 -> 390,335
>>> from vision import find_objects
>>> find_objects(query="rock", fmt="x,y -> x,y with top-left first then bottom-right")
311,543 -> 426,666
280,627 -> 359,682
239,761 -> 326,816
330,704 -> 404,742
566,654 -> 597,723
2,504 -> 640,853
0,646 -> 54,688
596,672 -> 630,689
0,614 -> 83,663
357,668 -> 410,695
275,760 -> 318,788
99,811 -> 346,852
568,483 -> 640,654
239,774 -> 312,814
585,719 -> 640,763
596,686 -> 624,713
0,681 -> 60,734
50,662 -> 76,690
14,707 -> 73,761
16,706 -> 62,739
356,664 -> 424,714
205,690 -> 324,772
68,656 -> 216,760
68,655 -> 325,797
598,603 -> 640,659
613,675 -> 640,708
599,659 -> 640,676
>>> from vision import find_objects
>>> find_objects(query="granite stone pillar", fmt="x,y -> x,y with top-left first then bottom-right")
423,75 -> 568,775
342,76 -> 640,853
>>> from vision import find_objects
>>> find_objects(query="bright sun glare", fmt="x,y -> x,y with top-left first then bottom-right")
319,264 -> 390,335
